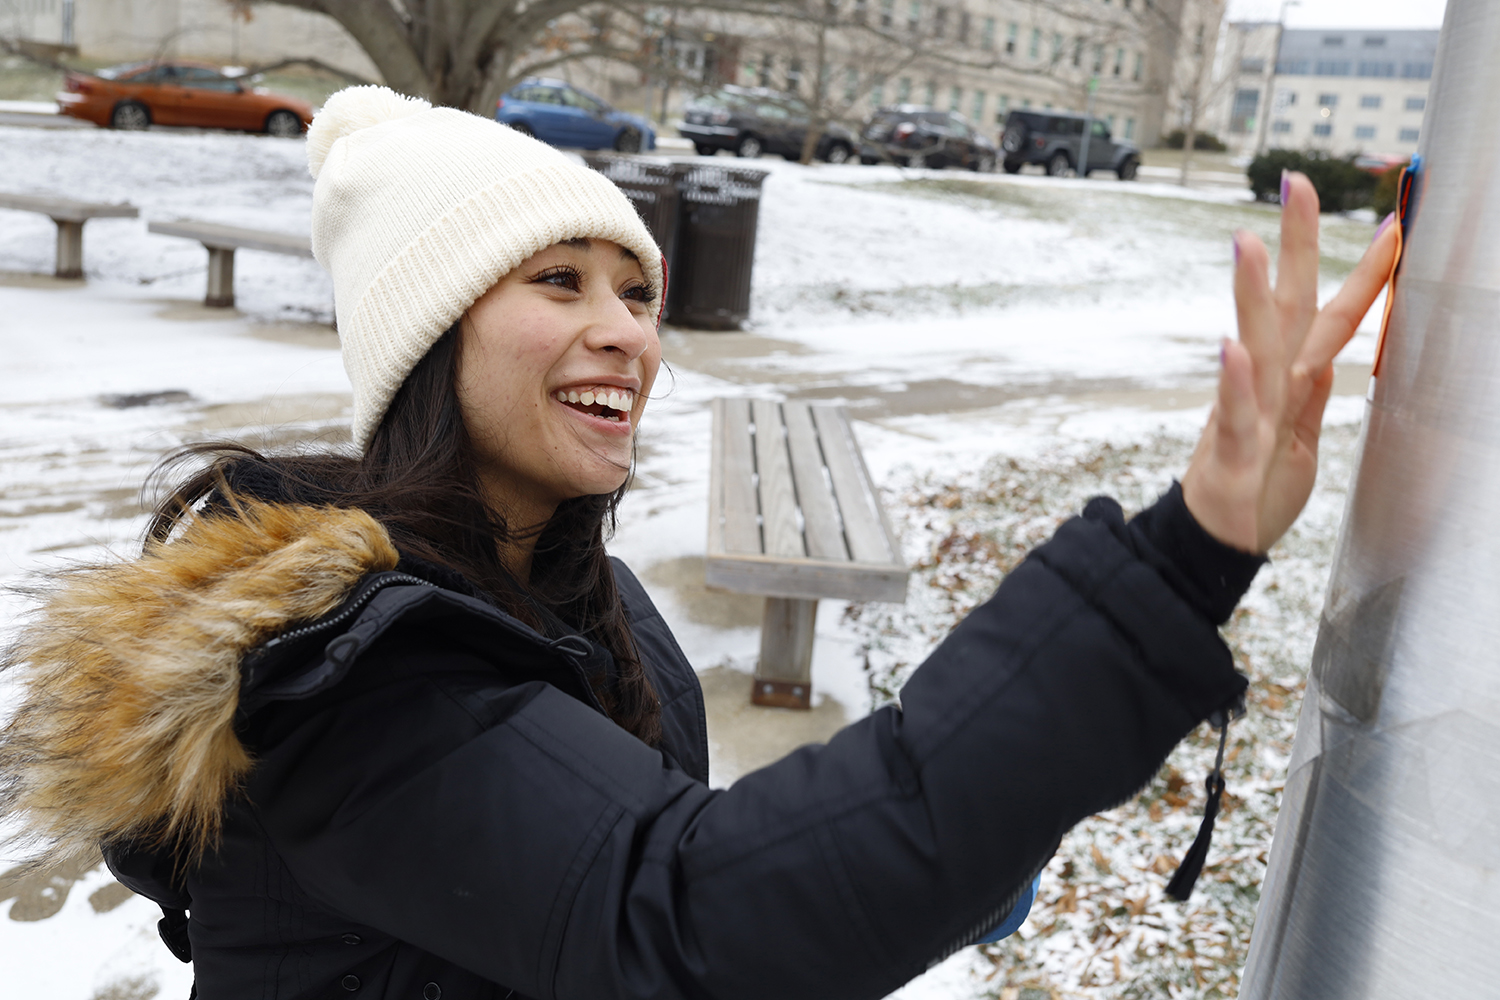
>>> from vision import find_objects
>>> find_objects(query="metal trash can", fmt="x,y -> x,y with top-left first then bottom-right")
581,153 -> 680,281
668,163 -> 768,330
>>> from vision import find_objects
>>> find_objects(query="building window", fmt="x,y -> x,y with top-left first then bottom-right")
1092,45 -> 1104,73
1281,90 -> 1297,106
1029,28 -> 1041,59
1363,35 -> 1386,47
880,0 -> 893,27
1354,125 -> 1376,139
787,57 -> 803,93
871,82 -> 885,105
1073,37 -> 1084,67
924,80 -> 936,104
852,0 -> 868,24
958,11 -> 970,44
907,1 -> 920,33
1312,123 -> 1332,136
1318,93 -> 1338,107
1021,98 -> 1031,107
1400,127 -> 1420,142
1402,62 -> 1433,79
1230,88 -> 1260,133
759,53 -> 773,87
1134,51 -> 1143,81
996,94 -> 1009,122
1053,32 -> 1064,62
982,18 -> 995,50
949,85 -> 962,111
933,5 -> 946,37
1358,61 -> 1396,77
1124,117 -> 1136,140
1315,61 -> 1351,76
1322,35 -> 1344,46
845,67 -> 859,102
1360,95 -> 1381,109
1106,114 -> 1116,132
1405,96 -> 1426,111
972,90 -> 986,120
1240,57 -> 1266,74
897,77 -> 911,102
1006,22 -> 1017,54
1272,120 -> 1292,133
1276,59 -> 1310,75
1113,47 -> 1124,76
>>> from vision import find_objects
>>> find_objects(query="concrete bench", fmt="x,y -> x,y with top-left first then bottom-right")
0,192 -> 138,279
147,219 -> 313,308
708,397 -> 908,709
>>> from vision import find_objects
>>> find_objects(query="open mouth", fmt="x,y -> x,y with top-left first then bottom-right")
555,387 -> 634,422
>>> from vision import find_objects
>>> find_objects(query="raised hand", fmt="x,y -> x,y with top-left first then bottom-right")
1181,171 -> 1399,554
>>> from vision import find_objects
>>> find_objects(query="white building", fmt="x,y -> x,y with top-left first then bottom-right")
1210,24 -> 1437,159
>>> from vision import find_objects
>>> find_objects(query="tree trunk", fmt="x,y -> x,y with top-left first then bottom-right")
1179,99 -> 1198,187
799,17 -> 829,165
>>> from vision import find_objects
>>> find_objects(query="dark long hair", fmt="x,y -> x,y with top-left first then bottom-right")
148,323 -> 662,746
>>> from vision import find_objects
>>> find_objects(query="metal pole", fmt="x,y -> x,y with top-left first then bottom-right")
61,0 -> 75,48
1076,75 -> 1096,178
1240,1 -> 1500,996
1254,0 -> 1299,158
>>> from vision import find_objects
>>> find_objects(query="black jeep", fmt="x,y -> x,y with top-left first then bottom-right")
1000,110 -> 1139,180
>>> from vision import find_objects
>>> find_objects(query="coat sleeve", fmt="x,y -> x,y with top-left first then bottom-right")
245,495 -> 1251,1000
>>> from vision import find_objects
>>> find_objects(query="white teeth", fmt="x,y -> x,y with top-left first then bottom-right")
607,391 -> 621,410
581,391 -> 595,406
555,391 -> 567,402
567,391 -> 580,403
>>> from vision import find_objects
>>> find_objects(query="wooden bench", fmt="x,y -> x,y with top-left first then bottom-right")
0,192 -> 138,279
708,397 -> 908,709
147,219 -> 313,308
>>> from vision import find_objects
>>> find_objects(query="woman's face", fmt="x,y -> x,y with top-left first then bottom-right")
457,238 -> 660,524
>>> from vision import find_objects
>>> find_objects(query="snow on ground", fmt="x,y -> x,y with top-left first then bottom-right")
0,120 -> 1386,999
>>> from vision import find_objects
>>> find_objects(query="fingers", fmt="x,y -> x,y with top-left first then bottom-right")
1275,172 -> 1321,354
1292,363 -> 1336,449
1232,229 -> 1283,412
1216,338 -> 1260,466
1298,218 -> 1400,372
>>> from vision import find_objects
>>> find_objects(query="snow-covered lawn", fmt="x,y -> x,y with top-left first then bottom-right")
0,121 -> 1384,999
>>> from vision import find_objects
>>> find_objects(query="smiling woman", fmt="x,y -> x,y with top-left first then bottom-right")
0,85 -> 1398,1000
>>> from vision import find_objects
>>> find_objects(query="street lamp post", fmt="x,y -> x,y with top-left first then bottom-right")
1253,0 -> 1300,158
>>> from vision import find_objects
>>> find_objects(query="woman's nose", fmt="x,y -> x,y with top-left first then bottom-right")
583,293 -> 654,361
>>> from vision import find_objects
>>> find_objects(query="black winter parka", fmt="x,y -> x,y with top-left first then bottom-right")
16,485 -> 1256,1000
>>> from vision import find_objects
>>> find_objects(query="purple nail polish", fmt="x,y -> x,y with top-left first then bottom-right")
1374,212 -> 1396,241
1232,234 -> 1241,265
1280,169 -> 1290,205
1220,342 -> 1227,367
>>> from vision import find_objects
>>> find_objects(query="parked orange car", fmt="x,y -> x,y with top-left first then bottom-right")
58,61 -> 313,137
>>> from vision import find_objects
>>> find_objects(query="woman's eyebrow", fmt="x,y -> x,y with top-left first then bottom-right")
562,237 -> 591,250
618,245 -> 639,263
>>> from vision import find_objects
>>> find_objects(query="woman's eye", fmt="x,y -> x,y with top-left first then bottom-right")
533,267 -> 582,291
621,283 -> 656,305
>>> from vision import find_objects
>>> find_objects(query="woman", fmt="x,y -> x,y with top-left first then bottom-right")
0,87 -> 1396,999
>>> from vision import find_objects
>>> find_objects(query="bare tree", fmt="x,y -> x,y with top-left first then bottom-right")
1167,0 -> 1230,185
226,0 -> 778,113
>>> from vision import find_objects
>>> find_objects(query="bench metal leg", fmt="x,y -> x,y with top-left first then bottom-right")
205,246 -> 235,308
752,597 -> 817,709
54,220 -> 84,279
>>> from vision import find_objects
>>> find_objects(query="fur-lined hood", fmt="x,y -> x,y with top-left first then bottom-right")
0,503 -> 399,872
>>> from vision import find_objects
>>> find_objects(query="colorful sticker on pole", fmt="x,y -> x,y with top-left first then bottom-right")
1373,155 -> 1422,380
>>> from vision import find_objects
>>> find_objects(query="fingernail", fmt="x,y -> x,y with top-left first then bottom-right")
1374,212 -> 1396,242
1280,169 -> 1290,206
1220,340 -> 1227,367
1232,233 -> 1241,266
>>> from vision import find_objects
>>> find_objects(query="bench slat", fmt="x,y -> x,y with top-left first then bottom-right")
148,219 -> 313,258
718,398 -> 762,556
752,399 -> 805,559
783,402 -> 848,562
0,192 -> 137,222
812,405 -> 894,565
706,552 -> 908,603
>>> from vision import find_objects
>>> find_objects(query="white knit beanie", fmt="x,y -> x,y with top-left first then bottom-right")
307,86 -> 664,451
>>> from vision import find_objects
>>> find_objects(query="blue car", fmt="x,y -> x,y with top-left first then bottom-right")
495,78 -> 655,153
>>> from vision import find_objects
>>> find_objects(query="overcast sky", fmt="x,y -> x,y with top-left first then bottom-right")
1226,0 -> 1447,29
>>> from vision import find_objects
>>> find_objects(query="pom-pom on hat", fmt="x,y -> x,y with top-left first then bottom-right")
307,85 -> 664,451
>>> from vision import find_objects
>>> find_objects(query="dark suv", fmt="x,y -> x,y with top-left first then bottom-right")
860,107 -> 997,171
679,86 -> 859,163
1000,110 -> 1139,180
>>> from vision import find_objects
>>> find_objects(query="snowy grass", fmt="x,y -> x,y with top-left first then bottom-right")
850,420 -> 1361,999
